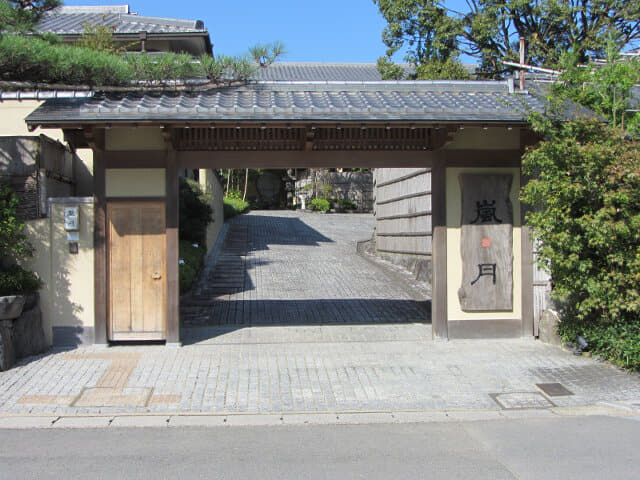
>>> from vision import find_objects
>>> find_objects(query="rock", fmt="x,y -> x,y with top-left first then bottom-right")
0,295 -> 25,320
538,309 -> 562,347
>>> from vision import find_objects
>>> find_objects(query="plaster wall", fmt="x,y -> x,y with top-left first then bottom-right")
106,127 -> 164,151
199,169 -> 224,252
446,167 -> 522,321
106,168 -> 166,197
23,199 -> 95,346
445,127 -> 520,150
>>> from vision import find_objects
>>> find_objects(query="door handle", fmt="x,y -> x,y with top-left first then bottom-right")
151,272 -> 162,280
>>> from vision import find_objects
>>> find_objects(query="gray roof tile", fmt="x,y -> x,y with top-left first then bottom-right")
37,6 -> 206,35
25,80 -> 550,125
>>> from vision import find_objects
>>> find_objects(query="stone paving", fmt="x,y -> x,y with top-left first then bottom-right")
0,211 -> 639,417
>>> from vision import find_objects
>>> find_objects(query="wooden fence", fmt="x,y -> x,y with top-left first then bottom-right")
373,168 -> 432,257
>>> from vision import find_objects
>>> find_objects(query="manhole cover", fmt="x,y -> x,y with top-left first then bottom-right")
536,383 -> 574,397
490,392 -> 555,410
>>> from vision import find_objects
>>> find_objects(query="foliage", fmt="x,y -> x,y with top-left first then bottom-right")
560,315 -> 640,371
373,0 -> 640,78
223,196 -> 250,220
415,58 -> 470,80
521,117 -> 640,369
338,199 -> 358,211
0,34 -> 134,85
179,178 -> 212,247
0,183 -> 41,295
0,33 -> 283,86
0,182 -> 33,260
178,240 -> 206,294
0,0 -> 59,34
0,264 -> 42,295
310,198 -> 330,212
552,44 -> 640,134
77,20 -> 127,53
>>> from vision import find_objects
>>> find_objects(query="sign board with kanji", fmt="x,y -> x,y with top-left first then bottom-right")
458,174 -> 514,311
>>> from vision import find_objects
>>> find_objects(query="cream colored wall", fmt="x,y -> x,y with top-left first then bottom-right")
446,127 -> 520,150
106,168 -> 166,197
23,200 -> 94,345
23,218 -> 53,345
106,127 -> 164,151
74,149 -> 94,196
0,101 -> 62,140
446,167 -> 522,321
49,202 -> 95,329
200,169 -> 224,252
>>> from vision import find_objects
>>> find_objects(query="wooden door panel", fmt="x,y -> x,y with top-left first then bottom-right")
107,202 -> 166,341
141,206 -> 166,334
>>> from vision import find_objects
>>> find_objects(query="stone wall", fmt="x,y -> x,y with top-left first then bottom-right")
0,296 -> 47,371
0,135 -> 75,219
295,170 -> 373,212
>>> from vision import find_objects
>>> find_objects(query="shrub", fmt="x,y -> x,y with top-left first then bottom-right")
179,177 -> 212,247
0,34 -> 134,85
339,199 -> 357,211
178,240 -> 206,294
521,118 -> 640,371
0,182 -> 41,295
223,196 -> 249,220
310,198 -> 330,212
0,264 -> 42,296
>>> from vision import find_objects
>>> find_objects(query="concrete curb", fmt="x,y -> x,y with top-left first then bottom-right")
0,404 -> 635,429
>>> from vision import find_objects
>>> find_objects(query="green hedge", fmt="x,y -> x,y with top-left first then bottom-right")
223,197 -> 249,220
0,264 -> 42,296
310,198 -> 330,212
179,241 -> 206,294
0,34 -> 269,87
0,34 -> 134,85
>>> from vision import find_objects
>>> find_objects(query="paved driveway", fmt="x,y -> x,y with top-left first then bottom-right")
1,211 -> 639,417
181,211 -> 431,344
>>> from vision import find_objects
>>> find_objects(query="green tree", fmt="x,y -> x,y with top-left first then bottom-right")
373,0 -> 640,78
552,43 -> 640,133
520,50 -> 640,370
373,0 -> 466,79
0,0 -> 59,34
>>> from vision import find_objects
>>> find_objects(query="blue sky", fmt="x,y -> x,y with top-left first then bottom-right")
62,0 -> 473,63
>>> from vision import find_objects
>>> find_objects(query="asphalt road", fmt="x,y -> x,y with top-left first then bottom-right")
1,415 -> 639,479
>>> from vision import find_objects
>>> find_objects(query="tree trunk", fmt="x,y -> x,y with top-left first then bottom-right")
243,168 -> 249,201
226,169 -> 231,195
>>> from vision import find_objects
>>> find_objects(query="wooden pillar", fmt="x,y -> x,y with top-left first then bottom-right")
521,226 -> 534,337
431,152 -> 448,340
165,151 -> 180,345
93,151 -> 107,344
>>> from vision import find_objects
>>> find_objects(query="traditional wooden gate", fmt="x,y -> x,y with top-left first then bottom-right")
107,201 -> 167,341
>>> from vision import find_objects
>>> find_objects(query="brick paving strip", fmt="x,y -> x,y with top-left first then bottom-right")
1,212 -> 639,423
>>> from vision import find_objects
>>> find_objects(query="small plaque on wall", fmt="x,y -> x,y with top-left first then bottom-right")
458,174 -> 514,311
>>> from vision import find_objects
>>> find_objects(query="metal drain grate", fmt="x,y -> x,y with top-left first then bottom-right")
490,392 -> 555,410
536,383 -> 574,397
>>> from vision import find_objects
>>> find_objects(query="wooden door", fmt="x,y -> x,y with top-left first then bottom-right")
107,202 -> 166,341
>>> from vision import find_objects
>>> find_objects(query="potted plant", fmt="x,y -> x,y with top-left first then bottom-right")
0,183 -> 42,320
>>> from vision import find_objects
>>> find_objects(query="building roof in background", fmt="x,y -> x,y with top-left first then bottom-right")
36,5 -> 206,35
26,79 -> 553,126
251,62 -> 477,82
252,63 -> 409,81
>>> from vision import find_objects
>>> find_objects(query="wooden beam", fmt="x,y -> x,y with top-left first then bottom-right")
165,150 -> 180,345
83,127 -> 105,151
103,150 -> 437,169
93,150 -> 107,345
431,152 -> 448,340
442,150 -> 521,167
